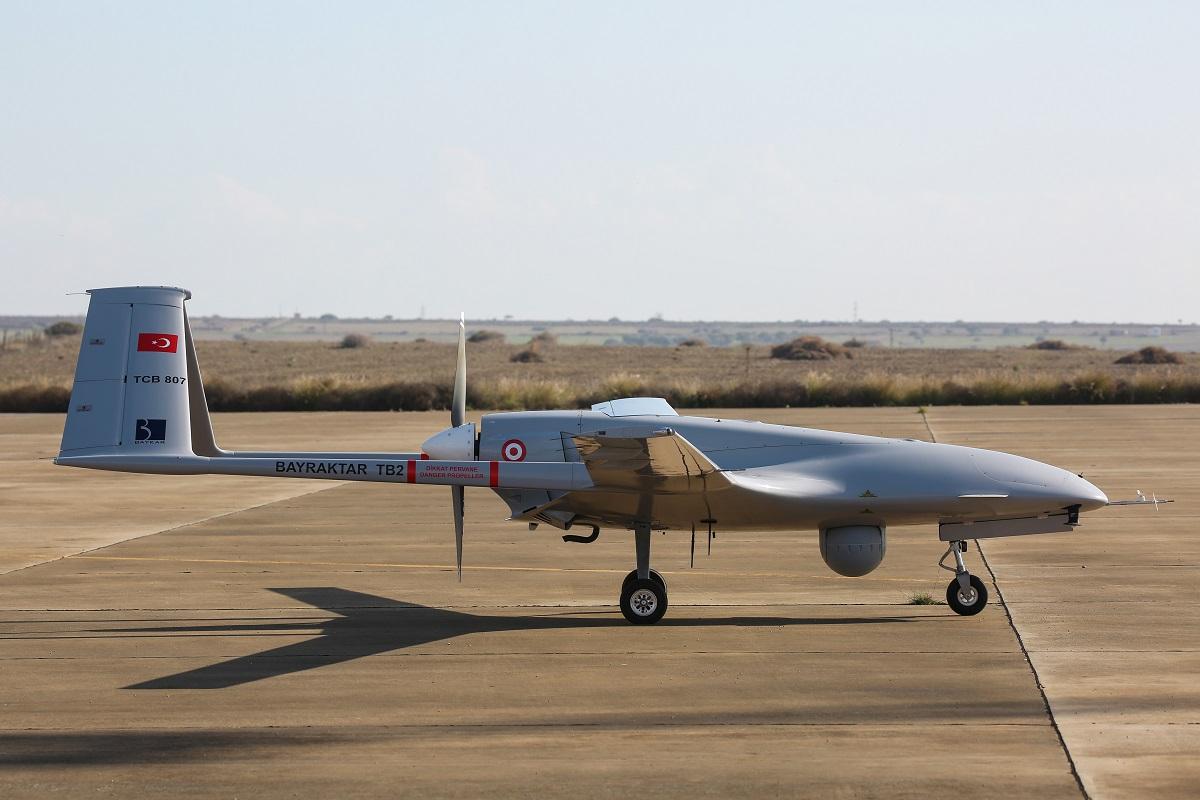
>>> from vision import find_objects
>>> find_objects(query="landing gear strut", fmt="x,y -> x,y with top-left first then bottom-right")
620,523 -> 668,624
939,540 -> 988,616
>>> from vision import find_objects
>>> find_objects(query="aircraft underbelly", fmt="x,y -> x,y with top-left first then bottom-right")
551,486 -> 1049,532
553,485 -> 944,531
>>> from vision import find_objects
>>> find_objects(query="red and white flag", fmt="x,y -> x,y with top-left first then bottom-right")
137,333 -> 179,353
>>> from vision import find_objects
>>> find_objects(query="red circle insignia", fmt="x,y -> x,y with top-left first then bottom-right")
501,439 -> 527,462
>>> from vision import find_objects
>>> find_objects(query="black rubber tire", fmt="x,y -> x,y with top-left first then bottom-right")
620,578 -> 668,625
622,569 -> 666,592
946,575 -> 988,616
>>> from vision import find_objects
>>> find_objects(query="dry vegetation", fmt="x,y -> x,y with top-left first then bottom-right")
467,330 -> 507,344
509,347 -> 545,363
771,336 -> 852,360
2,334 -> 1198,412
338,333 -> 371,349
1115,346 -> 1182,365
44,321 -> 83,337
1027,339 -> 1086,351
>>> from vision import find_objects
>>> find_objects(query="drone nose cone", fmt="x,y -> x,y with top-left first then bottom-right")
1069,474 -> 1108,511
970,449 -> 1107,512
1033,466 -> 1108,512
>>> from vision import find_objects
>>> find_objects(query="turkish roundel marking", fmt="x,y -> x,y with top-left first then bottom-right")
501,439 -> 526,462
137,333 -> 179,353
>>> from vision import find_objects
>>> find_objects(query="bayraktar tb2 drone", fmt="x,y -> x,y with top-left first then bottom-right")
56,287 -> 1162,624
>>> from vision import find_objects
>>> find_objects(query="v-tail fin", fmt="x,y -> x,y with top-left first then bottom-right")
58,286 -> 221,460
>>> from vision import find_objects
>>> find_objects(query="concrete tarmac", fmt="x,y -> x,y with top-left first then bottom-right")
0,408 -> 1194,798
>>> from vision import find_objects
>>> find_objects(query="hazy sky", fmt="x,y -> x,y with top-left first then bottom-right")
2,2 -> 1197,322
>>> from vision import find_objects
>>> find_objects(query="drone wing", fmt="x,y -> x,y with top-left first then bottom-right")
570,428 -> 735,494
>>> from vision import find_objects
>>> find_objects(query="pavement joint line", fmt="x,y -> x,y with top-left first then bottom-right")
977,544 -> 1091,800
925,409 -> 1089,800
0,722 -> 1060,733
66,554 -> 953,584
1,481 -> 345,578
1003,598 -> 1200,604
0,650 -> 1026,657
0,603 -> 981,612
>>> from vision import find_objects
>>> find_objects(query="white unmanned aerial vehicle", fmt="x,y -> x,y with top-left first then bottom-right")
57,287 -> 1156,624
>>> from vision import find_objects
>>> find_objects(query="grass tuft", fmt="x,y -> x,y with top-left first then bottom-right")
908,592 -> 942,605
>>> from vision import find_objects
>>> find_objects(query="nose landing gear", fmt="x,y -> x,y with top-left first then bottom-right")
939,540 -> 989,616
620,523 -> 668,624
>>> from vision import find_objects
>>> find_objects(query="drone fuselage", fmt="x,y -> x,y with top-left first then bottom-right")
480,410 -> 1108,532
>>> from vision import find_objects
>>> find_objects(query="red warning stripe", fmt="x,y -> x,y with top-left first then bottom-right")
407,459 -> 416,484
490,461 -> 499,487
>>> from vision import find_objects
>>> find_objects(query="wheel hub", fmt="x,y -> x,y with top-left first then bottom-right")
630,588 -> 658,616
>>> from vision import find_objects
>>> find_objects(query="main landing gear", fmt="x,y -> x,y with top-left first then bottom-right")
939,540 -> 988,616
620,523 -> 668,624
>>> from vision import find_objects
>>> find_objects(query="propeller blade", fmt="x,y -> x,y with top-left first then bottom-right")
451,485 -> 464,582
451,312 -> 466,428
450,316 -> 467,582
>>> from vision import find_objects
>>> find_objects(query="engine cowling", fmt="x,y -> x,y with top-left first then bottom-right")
819,525 -> 886,577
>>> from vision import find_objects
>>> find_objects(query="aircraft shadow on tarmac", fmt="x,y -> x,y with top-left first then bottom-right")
111,587 -> 917,690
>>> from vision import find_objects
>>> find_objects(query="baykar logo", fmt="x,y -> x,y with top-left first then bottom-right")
137,333 -> 179,353
134,419 -> 166,443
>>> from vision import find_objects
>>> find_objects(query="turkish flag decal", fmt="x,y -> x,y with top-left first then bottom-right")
137,333 -> 179,353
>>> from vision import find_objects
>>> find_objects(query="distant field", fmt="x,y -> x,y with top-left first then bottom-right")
4,336 -> 1199,387
2,334 -> 1198,411
4,314 -> 1200,351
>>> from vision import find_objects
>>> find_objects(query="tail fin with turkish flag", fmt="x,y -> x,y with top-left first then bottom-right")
58,286 -> 220,458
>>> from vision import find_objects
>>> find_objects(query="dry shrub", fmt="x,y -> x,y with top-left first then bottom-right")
598,372 -> 652,400
468,330 -> 506,344
511,337 -> 547,363
842,338 -> 868,348
1027,339 -> 1083,351
0,381 -> 71,412
510,348 -> 544,363
770,336 -> 851,360
474,378 -> 572,410
1115,346 -> 1182,365
204,376 -> 449,412
337,333 -> 371,349
530,330 -> 558,345
677,338 -> 707,348
45,321 -> 82,337
6,368 -> 1200,413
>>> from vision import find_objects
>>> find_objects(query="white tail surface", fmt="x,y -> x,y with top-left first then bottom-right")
60,287 -> 195,457
55,287 -> 587,493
